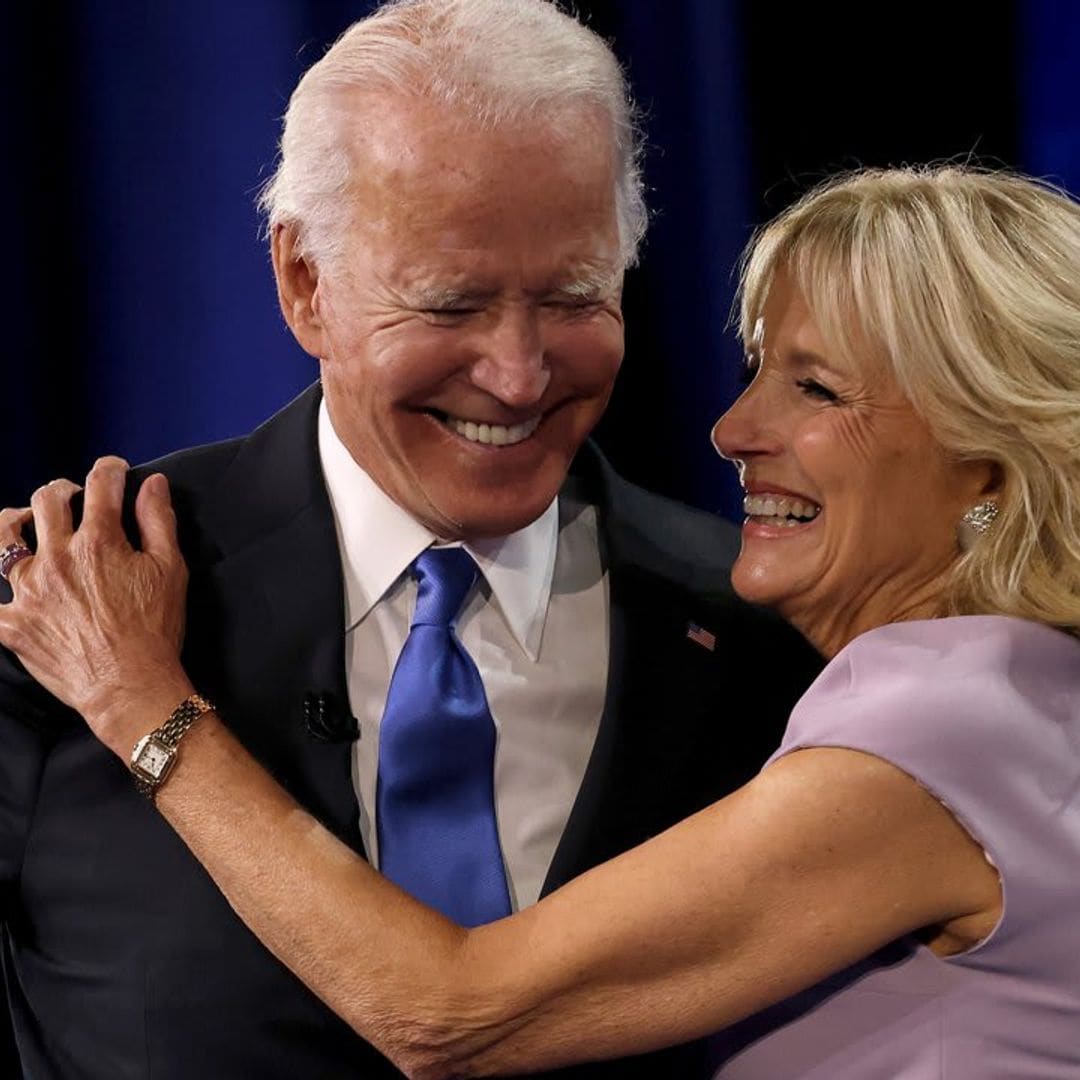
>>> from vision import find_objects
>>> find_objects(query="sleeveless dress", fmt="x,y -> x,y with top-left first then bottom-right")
710,616 -> 1080,1079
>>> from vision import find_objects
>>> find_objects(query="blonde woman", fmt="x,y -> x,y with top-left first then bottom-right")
2,166 -> 1079,1078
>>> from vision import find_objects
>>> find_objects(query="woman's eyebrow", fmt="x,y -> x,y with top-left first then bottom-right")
788,347 -> 845,376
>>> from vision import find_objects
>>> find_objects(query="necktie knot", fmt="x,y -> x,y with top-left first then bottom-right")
411,547 -> 478,628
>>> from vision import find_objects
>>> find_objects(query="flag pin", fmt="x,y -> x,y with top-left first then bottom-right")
686,622 -> 716,651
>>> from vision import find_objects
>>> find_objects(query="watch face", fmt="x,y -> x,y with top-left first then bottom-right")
135,737 -> 173,780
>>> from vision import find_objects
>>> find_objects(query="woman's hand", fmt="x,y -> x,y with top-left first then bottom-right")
0,456 -> 194,757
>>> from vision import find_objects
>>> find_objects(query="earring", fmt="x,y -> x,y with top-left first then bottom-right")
958,501 -> 999,551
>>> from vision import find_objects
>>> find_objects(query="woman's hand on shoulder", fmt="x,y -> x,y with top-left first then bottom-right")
0,457 -> 193,755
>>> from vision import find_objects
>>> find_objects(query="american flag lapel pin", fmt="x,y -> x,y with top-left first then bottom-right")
685,622 -> 717,652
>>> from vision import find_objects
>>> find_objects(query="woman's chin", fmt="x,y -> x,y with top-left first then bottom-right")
730,557 -> 796,611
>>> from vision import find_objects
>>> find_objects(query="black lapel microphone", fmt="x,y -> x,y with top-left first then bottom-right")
302,691 -> 360,743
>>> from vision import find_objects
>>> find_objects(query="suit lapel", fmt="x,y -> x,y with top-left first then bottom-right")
542,445 -> 751,897
544,447 -> 678,892
181,384 -> 364,855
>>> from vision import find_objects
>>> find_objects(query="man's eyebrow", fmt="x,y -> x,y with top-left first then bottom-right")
408,286 -> 498,309
405,268 -> 622,308
544,267 -> 622,299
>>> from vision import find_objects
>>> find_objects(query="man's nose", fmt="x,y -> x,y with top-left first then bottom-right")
468,307 -> 551,407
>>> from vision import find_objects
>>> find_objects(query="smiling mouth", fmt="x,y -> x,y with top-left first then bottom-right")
425,409 -> 542,447
743,492 -> 821,528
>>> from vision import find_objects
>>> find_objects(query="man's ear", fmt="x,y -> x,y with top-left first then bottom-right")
271,224 -> 327,359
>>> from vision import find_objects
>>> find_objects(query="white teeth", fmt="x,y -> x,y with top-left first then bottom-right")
743,493 -> 821,523
447,414 -> 541,446
750,516 -> 803,528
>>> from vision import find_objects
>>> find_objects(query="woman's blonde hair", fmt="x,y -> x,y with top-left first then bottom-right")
738,165 -> 1080,635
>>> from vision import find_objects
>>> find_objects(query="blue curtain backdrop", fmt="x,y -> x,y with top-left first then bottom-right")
1021,0 -> 1080,193
6,1 -> 756,513
8,0 -> 1073,520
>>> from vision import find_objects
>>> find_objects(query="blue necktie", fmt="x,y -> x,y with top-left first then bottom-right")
376,547 -> 512,927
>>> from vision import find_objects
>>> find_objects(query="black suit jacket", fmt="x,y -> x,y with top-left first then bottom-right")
0,384 -> 822,1079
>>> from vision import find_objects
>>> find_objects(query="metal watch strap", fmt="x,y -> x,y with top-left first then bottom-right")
131,693 -> 215,799
156,693 -> 215,749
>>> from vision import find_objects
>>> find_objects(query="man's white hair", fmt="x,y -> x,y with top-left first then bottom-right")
258,0 -> 647,268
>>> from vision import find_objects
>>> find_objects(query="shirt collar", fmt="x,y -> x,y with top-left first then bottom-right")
318,398 -> 556,660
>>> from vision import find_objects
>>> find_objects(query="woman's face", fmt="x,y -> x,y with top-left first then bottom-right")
712,271 -> 993,657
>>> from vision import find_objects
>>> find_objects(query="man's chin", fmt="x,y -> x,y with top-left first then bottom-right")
397,447 -> 575,540
412,486 -> 562,542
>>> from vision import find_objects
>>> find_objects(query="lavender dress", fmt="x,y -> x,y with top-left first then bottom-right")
710,616 -> 1080,1079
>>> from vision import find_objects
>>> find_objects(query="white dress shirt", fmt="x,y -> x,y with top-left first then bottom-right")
318,401 -> 608,910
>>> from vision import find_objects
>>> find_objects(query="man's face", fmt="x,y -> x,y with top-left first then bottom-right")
280,95 -> 625,540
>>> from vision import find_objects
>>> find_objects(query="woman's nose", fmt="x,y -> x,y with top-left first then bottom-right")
711,381 -> 784,462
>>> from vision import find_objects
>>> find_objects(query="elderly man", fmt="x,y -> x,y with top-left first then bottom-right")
0,1 -> 819,1077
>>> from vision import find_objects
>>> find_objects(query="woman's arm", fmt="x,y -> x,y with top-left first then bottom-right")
0,461 -> 1001,1079
148,724 -> 999,1077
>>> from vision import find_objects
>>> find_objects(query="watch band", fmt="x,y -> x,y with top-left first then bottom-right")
156,693 -> 215,749
130,693 -> 216,799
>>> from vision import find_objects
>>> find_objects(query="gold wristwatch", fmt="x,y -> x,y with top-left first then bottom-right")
129,693 -> 215,799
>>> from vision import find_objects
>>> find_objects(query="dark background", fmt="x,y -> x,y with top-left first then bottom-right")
2,0 -> 1078,1072
8,1 -> 1077,525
